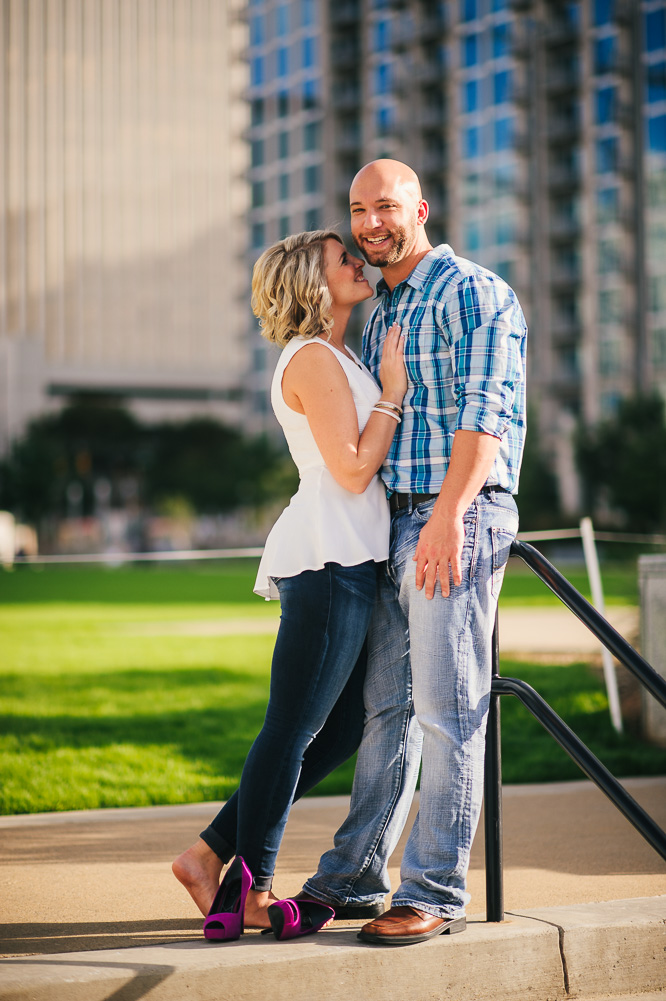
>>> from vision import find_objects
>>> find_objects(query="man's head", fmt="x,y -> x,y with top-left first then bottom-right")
349,159 -> 430,271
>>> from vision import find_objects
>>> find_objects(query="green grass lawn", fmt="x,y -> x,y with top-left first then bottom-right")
1,558 -> 663,815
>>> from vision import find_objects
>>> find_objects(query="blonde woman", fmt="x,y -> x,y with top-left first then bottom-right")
173,230 -> 406,940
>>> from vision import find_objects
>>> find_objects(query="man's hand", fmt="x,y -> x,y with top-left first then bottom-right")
413,508 -> 465,600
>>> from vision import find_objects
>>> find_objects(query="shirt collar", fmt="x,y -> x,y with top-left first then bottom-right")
374,244 -> 454,299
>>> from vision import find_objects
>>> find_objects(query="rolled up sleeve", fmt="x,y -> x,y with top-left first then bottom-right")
440,275 -> 526,440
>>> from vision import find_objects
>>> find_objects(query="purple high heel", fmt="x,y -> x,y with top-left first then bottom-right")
267,898 -> 335,940
203,856 -> 253,942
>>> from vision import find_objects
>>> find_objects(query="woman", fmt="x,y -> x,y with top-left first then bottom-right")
173,229 -> 406,939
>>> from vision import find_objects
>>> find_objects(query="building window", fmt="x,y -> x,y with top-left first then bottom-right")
278,173 -> 289,201
462,79 -> 478,113
277,91 -> 290,117
251,181 -> 265,208
647,114 -> 666,153
276,3 -> 289,36
599,289 -> 623,324
304,163 -> 321,193
596,136 -> 618,173
278,131 -> 289,159
594,35 -> 616,74
653,328 -> 666,367
301,0 -> 316,26
464,220 -> 481,252
279,215 -> 290,239
646,10 -> 666,53
251,56 -> 265,86
374,18 -> 390,52
596,186 -> 619,223
496,259 -> 514,285
496,212 -> 515,244
302,36 -> 317,69
305,207 -> 321,231
599,340 -> 622,376
460,0 -> 477,22
493,69 -> 512,105
277,46 -> 289,77
251,99 -> 264,126
494,116 -> 514,151
597,237 -> 621,273
462,33 -> 478,67
304,120 -> 320,151
494,161 -> 515,194
493,23 -> 510,59
596,85 -> 616,124
648,62 -> 666,104
594,0 -> 614,26
463,125 -> 481,159
303,78 -> 320,109
250,14 -> 264,46
251,139 -> 264,168
251,222 -> 265,248
376,105 -> 395,136
374,61 -> 392,95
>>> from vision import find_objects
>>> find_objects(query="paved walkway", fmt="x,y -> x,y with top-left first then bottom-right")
0,779 -> 664,1000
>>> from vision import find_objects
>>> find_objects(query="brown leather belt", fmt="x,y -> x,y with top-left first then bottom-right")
389,486 -> 507,514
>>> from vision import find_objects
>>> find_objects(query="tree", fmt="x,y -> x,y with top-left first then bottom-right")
576,393 -> 666,533
0,403 -> 294,525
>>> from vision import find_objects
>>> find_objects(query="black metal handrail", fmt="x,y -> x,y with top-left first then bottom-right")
484,539 -> 666,922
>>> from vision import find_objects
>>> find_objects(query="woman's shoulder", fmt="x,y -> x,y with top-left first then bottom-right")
283,337 -> 343,370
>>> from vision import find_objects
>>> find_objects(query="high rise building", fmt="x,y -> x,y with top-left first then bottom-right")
246,0 -> 666,514
0,0 -> 250,454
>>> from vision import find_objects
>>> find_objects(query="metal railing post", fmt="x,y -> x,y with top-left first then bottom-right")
484,609 -> 504,921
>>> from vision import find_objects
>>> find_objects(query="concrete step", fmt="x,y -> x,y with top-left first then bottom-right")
0,896 -> 663,1001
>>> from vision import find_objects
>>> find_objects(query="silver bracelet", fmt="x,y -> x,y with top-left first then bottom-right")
372,406 -> 401,423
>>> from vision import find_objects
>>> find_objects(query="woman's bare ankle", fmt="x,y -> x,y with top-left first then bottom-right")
172,839 -> 224,917
243,888 -> 278,929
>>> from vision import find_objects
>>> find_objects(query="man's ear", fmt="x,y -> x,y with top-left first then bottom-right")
417,199 -> 429,225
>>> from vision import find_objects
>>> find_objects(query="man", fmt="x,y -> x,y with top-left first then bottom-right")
299,159 -> 527,945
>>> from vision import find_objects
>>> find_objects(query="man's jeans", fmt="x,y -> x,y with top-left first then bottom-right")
303,489 -> 518,918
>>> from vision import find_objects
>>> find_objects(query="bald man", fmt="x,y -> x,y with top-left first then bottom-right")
299,160 -> 527,945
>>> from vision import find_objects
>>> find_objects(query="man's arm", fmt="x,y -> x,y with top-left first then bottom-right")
413,429 -> 500,599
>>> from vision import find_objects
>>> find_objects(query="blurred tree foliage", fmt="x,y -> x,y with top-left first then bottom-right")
514,412 -> 561,530
576,393 -> 666,533
0,402 -> 296,523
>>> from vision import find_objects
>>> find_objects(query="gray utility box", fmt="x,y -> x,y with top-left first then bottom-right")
638,555 -> 666,747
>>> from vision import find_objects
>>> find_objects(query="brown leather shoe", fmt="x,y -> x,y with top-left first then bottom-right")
358,905 -> 466,945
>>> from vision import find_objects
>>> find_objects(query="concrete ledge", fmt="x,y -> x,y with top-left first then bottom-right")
1,898 -> 663,1001
519,896 -> 666,999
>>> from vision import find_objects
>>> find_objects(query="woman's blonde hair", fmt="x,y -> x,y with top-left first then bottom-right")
251,229 -> 343,347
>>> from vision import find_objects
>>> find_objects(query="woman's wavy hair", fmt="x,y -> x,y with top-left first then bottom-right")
251,229 -> 343,347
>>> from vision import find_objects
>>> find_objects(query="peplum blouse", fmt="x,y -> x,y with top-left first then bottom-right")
254,335 -> 390,600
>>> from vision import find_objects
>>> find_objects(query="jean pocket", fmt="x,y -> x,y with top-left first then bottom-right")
491,527 -> 515,598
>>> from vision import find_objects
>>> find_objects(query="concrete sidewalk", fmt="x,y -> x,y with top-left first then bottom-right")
0,778 -> 664,1000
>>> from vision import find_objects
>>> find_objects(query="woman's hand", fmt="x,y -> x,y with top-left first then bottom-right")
378,324 -> 407,404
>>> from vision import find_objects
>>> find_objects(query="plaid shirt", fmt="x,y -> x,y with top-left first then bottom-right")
362,244 -> 527,495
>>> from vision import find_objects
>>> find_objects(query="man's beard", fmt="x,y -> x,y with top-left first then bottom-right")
357,221 -> 414,268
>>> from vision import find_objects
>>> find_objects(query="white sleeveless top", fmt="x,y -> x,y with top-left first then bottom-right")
254,336 -> 390,599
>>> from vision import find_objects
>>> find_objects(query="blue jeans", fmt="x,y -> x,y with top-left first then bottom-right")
199,560 -> 377,892
304,489 -> 518,918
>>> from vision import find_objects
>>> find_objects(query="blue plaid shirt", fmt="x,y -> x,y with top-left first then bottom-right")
362,244 -> 527,495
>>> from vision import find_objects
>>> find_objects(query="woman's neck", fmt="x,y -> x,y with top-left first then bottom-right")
327,304 -> 352,350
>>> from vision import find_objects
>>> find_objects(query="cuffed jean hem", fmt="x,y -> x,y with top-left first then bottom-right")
251,875 -> 274,892
300,881 -> 384,908
391,898 -> 465,921
199,825 -> 234,865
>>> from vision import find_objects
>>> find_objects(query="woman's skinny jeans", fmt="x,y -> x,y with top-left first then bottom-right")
199,560 -> 377,892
